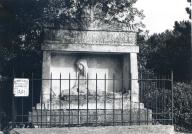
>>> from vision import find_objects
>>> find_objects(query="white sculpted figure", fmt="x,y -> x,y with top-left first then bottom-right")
72,59 -> 88,95
60,59 -> 88,97
76,59 -> 88,79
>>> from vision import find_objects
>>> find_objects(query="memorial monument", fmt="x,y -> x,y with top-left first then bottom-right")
40,29 -> 140,109
30,7 -> 152,126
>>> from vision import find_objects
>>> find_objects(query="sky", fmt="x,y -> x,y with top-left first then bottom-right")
135,0 -> 189,34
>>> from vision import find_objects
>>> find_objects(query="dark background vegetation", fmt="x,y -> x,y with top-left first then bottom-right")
0,0 -> 191,132
137,0 -> 191,131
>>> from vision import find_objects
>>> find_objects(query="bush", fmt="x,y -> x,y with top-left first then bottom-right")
141,80 -> 192,131
173,82 -> 192,131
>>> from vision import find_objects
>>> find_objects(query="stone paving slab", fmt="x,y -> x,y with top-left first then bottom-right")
10,125 -> 175,134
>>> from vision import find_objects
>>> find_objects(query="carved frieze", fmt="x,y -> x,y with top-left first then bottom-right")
44,29 -> 136,45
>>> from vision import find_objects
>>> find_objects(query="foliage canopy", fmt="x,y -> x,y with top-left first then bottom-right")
0,0 -> 144,77
138,21 -> 191,81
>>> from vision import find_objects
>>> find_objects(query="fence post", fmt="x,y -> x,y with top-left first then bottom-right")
68,73 -> 71,126
21,73 -> 24,125
50,73 -> 52,127
138,73 -> 141,125
95,73 -> 98,126
171,71 -> 174,125
104,74 -> 107,126
41,74 -> 43,128
59,73 -> 61,126
129,73 -> 132,126
31,73 -> 34,125
78,74 -> 80,126
113,74 -> 115,126
12,76 -> 15,126
87,73 -> 89,126
121,73 -> 124,126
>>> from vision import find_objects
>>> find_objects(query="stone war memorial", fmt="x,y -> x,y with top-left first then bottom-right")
0,1 -> 177,133
30,16 -> 152,126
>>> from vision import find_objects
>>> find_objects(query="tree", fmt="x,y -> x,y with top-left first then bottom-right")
43,0 -> 144,29
0,0 -> 144,77
142,21 -> 191,81
138,0 -> 191,81
0,0 -> 45,77
137,1 -> 192,131
138,22 -> 191,132
0,0 -> 145,123
137,29 -> 150,73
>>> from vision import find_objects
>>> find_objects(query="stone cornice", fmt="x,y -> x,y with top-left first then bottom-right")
42,43 -> 139,53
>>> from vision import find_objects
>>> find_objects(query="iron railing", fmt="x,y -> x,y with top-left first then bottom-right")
1,72 -> 174,128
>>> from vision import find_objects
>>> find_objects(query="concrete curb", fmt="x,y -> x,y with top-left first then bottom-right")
10,125 -> 175,134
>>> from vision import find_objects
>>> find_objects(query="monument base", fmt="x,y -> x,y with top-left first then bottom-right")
36,93 -> 144,110
29,94 -> 152,127
29,108 -> 152,127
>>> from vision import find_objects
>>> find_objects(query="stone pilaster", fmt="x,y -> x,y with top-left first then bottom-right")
42,51 -> 51,103
130,53 -> 139,102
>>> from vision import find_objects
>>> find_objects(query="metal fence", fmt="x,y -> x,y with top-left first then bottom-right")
0,72 -> 174,129
139,72 -> 174,125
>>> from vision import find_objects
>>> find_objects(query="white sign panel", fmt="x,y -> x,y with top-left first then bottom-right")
14,78 -> 29,97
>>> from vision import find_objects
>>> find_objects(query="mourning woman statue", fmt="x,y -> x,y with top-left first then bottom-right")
72,59 -> 88,94
76,59 -> 88,79
60,59 -> 89,98
71,59 -> 88,95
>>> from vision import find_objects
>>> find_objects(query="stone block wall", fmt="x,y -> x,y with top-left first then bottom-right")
29,108 -> 152,127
